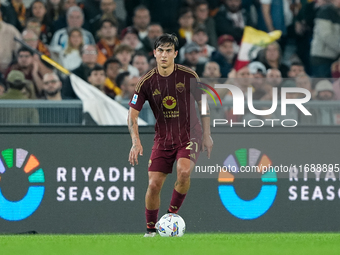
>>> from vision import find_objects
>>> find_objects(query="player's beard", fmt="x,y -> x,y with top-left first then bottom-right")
44,88 -> 61,97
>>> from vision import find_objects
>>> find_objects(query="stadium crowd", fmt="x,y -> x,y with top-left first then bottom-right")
0,0 -> 340,104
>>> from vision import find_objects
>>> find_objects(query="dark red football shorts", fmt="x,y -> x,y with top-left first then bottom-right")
148,138 -> 201,174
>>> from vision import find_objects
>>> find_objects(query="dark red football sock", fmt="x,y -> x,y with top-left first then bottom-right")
145,208 -> 159,229
168,189 -> 187,214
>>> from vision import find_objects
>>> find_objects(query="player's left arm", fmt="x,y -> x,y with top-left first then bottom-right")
197,100 -> 213,159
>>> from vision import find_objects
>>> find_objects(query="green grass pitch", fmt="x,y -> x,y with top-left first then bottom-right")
1,233 -> 340,255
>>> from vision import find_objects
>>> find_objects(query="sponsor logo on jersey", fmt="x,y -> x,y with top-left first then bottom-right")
131,94 -> 138,104
162,96 -> 177,110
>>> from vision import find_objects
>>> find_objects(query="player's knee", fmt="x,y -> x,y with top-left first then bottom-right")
148,180 -> 163,194
177,168 -> 191,183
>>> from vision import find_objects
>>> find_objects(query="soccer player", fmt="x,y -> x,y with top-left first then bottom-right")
127,34 -> 213,237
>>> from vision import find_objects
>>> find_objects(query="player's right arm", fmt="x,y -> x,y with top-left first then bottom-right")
128,107 -> 143,166
127,69 -> 152,165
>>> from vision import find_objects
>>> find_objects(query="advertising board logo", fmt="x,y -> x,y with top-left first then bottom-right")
218,148 -> 277,220
0,148 -> 45,221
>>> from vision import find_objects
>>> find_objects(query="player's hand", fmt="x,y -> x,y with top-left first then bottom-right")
129,141 -> 143,166
201,134 -> 213,159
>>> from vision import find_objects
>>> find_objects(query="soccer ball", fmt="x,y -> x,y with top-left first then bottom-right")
156,213 -> 186,237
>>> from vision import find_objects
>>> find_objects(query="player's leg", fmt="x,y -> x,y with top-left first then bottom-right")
144,149 -> 176,236
168,158 -> 195,214
145,171 -> 167,232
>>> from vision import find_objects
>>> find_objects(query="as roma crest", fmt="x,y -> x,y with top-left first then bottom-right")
176,82 -> 185,93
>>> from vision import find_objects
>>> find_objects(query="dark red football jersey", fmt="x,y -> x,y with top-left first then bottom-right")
129,64 -> 203,150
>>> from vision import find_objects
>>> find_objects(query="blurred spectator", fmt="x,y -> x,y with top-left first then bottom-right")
280,79 -> 298,99
214,0 -> 255,43
295,73 -> 314,99
141,23 -> 163,59
133,5 -> 150,40
193,0 -> 217,47
103,57 -> 122,99
315,80 -> 335,101
62,44 -> 100,99
5,47 -> 51,98
74,45 -> 99,77
180,26 -> 215,64
41,72 -> 79,124
51,0 -> 77,32
177,7 -> 195,48
96,19 -> 120,59
294,0 -> 330,75
82,0 -> 101,24
259,0 -> 293,36
266,68 -> 282,88
248,61 -> 267,95
181,42 -> 205,77
259,42 -> 289,78
123,0 -> 140,26
132,53 -> 149,76
59,28 -> 83,70
0,83 -> 6,96
87,64 -> 106,93
114,71 -> 130,102
288,61 -> 305,78
50,6 -> 95,53
217,65 -> 252,100
310,0 -> 340,78
87,0 -> 125,37
42,72 -> 63,100
27,0 -> 53,44
202,61 -> 221,78
233,65 -> 252,94
0,73 -> 6,96
0,70 -> 39,124
115,72 -> 138,102
0,10 -> 21,73
114,44 -> 139,76
211,35 -> 237,78
121,26 -> 145,51
26,17 -> 52,47
46,0 -> 65,22
0,0 -> 23,31
330,59 -> 340,96
142,0 -> 183,33
1,70 -> 27,99
331,60 -> 340,79
1,0 -> 26,32
22,29 -> 51,57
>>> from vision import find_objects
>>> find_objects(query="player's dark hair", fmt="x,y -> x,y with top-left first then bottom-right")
17,47 -> 34,56
116,71 -> 130,88
103,57 -> 122,72
88,64 -> 104,77
153,33 -> 179,51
